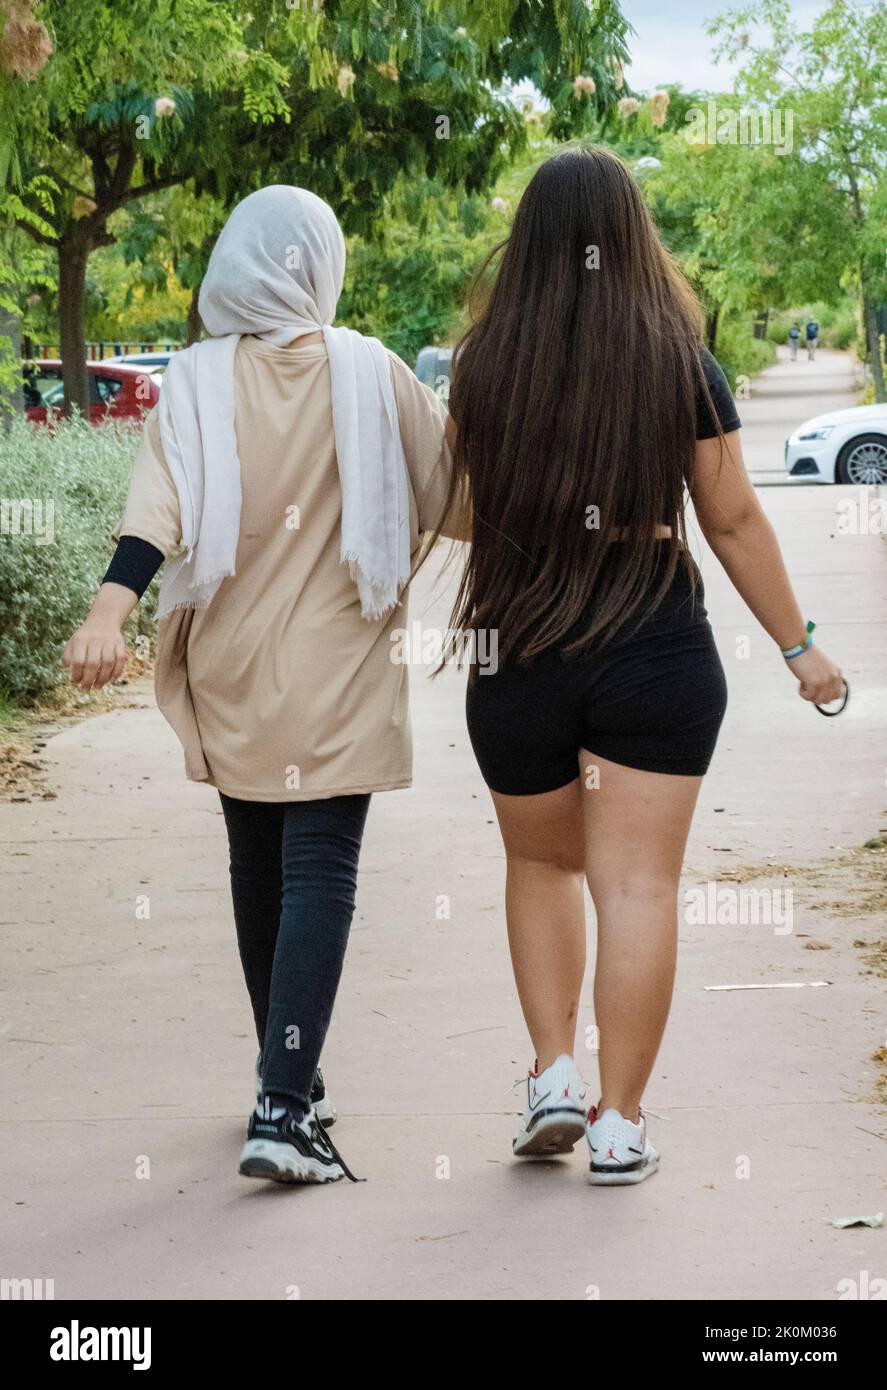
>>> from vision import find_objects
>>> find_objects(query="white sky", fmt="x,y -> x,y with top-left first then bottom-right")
620,0 -> 828,94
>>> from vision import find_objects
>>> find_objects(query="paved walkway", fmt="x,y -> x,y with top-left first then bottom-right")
1,351 -> 884,1301
739,344 -> 860,483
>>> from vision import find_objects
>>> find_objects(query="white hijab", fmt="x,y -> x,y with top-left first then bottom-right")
156,185 -> 410,622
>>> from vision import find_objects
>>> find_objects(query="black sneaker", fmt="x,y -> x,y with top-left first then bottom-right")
254,1057 -> 337,1128
239,1098 -> 360,1184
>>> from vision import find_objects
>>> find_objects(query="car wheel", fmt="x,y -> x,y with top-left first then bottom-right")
835,433 -> 887,484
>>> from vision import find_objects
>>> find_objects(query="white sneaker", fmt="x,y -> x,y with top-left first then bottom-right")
586,1105 -> 659,1185
513,1055 -> 587,1157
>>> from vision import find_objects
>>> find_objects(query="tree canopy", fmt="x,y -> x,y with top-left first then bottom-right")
2,0 -> 631,407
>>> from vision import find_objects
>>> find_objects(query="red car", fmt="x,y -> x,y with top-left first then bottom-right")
23,360 -> 161,425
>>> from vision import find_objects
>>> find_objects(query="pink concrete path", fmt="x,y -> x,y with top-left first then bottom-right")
1,348 -> 884,1300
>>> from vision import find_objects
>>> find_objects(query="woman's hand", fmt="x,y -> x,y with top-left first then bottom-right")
785,645 -> 844,706
62,582 -> 140,691
63,617 -> 128,691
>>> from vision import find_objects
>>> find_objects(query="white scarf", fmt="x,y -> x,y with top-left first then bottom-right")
156,185 -> 410,622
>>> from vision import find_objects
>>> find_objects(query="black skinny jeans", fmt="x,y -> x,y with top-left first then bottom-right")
219,792 -> 371,1117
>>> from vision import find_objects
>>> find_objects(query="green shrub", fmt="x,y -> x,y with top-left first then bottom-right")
713,315 -> 776,389
0,414 -> 156,704
820,307 -> 858,352
765,311 -> 796,346
338,203 -> 492,364
823,303 -> 861,355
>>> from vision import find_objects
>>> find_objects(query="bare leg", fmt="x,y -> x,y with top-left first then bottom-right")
490,780 -> 586,1070
580,751 -> 702,1122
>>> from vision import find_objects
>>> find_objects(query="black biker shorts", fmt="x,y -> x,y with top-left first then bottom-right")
466,552 -> 728,796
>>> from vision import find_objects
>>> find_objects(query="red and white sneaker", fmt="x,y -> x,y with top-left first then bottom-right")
512,1055 -> 587,1157
586,1105 -> 659,1185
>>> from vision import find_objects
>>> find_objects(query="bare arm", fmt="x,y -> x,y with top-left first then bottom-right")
690,431 -> 843,706
387,350 -> 471,541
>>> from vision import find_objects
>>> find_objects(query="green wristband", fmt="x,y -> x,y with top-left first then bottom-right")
781,620 -> 816,661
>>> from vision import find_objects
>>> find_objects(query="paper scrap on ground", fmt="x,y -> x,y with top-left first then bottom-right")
704,982 -> 831,992
830,1213 -> 884,1229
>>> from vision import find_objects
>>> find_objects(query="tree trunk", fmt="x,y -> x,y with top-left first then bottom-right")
706,306 -> 720,353
845,158 -> 886,402
861,276 -> 885,403
58,226 -> 91,414
185,285 -> 203,346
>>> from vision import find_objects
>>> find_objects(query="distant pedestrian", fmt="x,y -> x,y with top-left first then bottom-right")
805,318 -> 819,360
788,322 -> 800,361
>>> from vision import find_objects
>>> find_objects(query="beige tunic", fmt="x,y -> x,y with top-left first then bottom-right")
116,336 -> 466,801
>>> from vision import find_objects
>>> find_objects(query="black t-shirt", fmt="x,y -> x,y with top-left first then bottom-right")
696,347 -> 741,439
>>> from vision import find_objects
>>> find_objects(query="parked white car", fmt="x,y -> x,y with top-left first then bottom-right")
785,403 -> 887,484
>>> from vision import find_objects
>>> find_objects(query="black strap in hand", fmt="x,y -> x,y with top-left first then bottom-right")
815,680 -> 850,717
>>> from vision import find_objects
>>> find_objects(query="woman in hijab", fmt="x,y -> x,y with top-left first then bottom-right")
63,186 -> 467,1186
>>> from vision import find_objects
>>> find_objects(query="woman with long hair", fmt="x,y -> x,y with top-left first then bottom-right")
63,186 -> 465,1186
442,146 -> 843,1184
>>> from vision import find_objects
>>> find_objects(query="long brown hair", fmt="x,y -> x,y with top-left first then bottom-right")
440,145 -> 720,666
